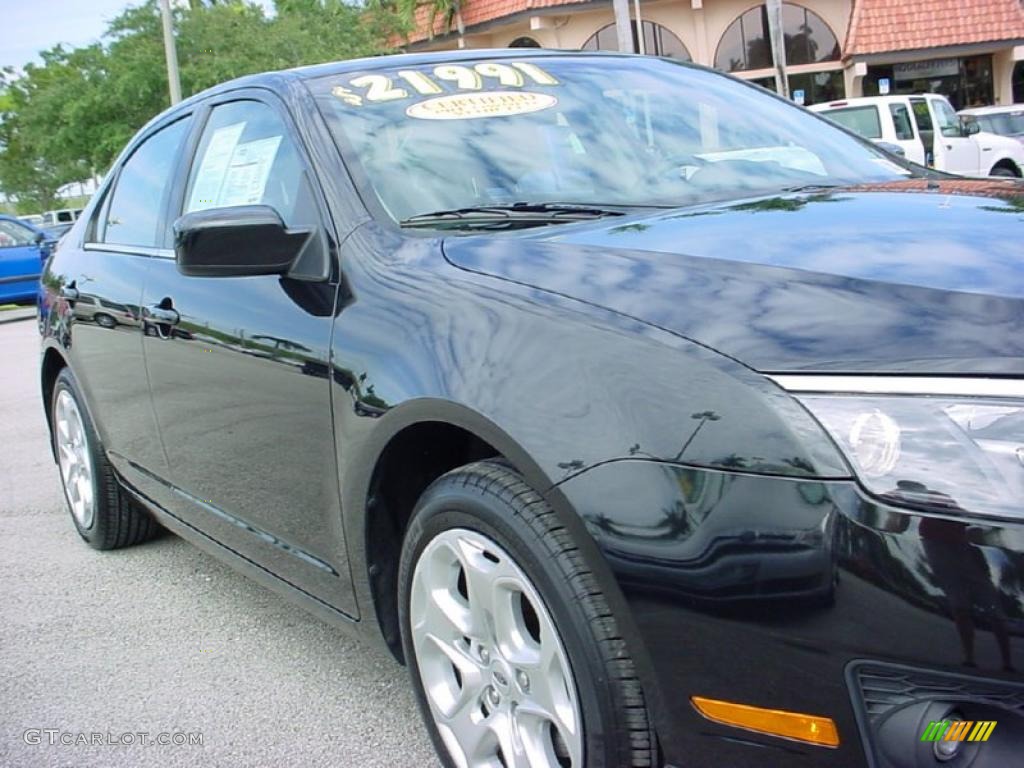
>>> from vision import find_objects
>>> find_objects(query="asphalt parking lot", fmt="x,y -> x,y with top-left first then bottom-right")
0,315 -> 440,767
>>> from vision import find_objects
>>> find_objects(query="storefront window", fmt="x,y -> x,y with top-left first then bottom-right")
1015,61 -> 1024,103
581,21 -> 691,60
783,4 -> 841,65
715,3 -> 840,71
864,55 -> 994,110
788,70 -> 844,106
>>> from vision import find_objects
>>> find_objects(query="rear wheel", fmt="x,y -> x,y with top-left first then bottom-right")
398,460 -> 656,768
51,367 -> 159,549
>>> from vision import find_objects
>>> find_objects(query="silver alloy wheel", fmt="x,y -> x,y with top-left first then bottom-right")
54,389 -> 95,530
410,528 -> 583,768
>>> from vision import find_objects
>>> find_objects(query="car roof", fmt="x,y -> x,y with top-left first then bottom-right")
141,49 -> 672,144
811,94 -> 943,110
178,48 -> 614,102
958,104 -> 1024,115
290,47 -> 588,80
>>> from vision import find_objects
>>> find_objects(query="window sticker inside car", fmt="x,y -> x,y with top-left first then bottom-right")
188,123 -> 282,211
331,62 -> 560,108
187,122 -> 245,211
406,92 -> 558,121
218,136 -> 282,206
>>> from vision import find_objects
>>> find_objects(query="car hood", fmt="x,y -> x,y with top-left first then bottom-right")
442,179 -> 1024,374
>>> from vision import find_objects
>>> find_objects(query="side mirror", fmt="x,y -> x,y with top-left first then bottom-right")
173,205 -> 312,278
961,120 -> 981,137
33,231 -> 46,245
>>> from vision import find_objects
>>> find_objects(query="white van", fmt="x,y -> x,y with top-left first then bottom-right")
41,208 -> 83,226
809,94 -> 1024,177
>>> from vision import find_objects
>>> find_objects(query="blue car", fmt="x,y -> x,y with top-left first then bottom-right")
0,214 -> 50,305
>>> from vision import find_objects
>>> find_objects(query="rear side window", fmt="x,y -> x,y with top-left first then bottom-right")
821,106 -> 882,139
183,100 -> 317,229
102,117 -> 192,248
889,104 -> 914,141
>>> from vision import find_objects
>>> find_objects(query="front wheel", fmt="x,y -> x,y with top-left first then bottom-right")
398,460 -> 656,768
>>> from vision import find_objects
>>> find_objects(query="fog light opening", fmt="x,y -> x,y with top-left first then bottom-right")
933,711 -> 965,763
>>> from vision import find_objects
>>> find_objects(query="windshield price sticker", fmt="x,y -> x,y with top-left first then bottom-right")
331,62 -> 560,110
406,92 -> 557,120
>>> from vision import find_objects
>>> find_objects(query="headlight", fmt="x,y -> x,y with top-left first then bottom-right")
796,395 -> 1024,519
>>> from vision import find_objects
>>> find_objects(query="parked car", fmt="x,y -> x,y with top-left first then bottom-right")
41,221 -> 75,242
810,94 -> 1024,176
959,104 -> 1024,145
0,214 -> 50,305
39,51 -> 1024,768
40,207 -> 83,227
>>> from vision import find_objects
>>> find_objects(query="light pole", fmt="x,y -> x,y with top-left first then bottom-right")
765,0 -> 789,98
612,0 -> 635,53
159,0 -> 182,105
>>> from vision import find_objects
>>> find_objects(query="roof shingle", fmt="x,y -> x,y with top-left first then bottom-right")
403,0 -> 587,45
845,0 -> 1024,56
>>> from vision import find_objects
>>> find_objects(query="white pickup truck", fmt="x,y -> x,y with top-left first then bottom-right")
809,94 -> 1024,177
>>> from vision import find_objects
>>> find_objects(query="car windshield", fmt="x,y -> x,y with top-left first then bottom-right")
977,111 -> 1024,136
309,55 -> 911,225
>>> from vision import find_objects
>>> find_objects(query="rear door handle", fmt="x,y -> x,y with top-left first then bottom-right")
146,304 -> 179,325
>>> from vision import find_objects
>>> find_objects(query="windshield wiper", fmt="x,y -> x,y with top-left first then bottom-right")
400,201 -> 644,228
778,183 -> 846,194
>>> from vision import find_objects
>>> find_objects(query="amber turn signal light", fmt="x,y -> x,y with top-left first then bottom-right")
691,696 -> 840,748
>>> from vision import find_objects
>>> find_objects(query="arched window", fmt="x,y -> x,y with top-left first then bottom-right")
715,4 -> 840,72
582,21 -> 691,61
509,36 -> 541,48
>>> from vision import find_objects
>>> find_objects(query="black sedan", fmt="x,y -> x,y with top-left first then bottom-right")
38,50 -> 1023,768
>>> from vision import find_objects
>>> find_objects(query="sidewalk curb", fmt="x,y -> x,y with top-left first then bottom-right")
0,309 -> 36,325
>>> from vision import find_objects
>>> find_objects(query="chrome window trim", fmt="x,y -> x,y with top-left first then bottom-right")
83,242 -> 174,259
768,374 -> 1024,399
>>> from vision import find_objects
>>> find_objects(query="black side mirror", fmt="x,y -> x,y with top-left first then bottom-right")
33,231 -> 46,245
961,120 -> 981,137
173,205 -> 312,278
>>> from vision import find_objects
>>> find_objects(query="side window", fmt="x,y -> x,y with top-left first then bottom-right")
932,100 -> 962,138
822,106 -> 882,139
889,104 -> 915,141
183,100 -> 316,229
0,219 -> 37,247
102,117 -> 192,248
910,99 -> 934,132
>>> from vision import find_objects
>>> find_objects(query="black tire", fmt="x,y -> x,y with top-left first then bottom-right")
990,165 -> 1019,178
51,367 -> 159,550
398,460 -> 656,768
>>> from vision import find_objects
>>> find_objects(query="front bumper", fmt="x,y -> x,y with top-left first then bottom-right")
558,459 -> 1024,767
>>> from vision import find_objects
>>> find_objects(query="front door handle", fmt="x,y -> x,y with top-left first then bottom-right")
146,304 -> 179,325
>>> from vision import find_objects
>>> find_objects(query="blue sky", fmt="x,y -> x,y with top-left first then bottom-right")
1,0 -> 274,71
1,0 -> 134,70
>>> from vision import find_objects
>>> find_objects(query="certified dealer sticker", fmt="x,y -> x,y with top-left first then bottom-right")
406,91 -> 557,120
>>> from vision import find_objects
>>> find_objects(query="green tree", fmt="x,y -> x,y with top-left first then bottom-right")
0,0 -> 400,211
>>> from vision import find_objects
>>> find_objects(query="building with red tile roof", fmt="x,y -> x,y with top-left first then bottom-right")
398,0 -> 1024,107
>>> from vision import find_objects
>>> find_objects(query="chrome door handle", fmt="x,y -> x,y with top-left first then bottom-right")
146,305 -> 179,325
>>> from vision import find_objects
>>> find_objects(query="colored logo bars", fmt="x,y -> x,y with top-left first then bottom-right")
920,721 -> 997,743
